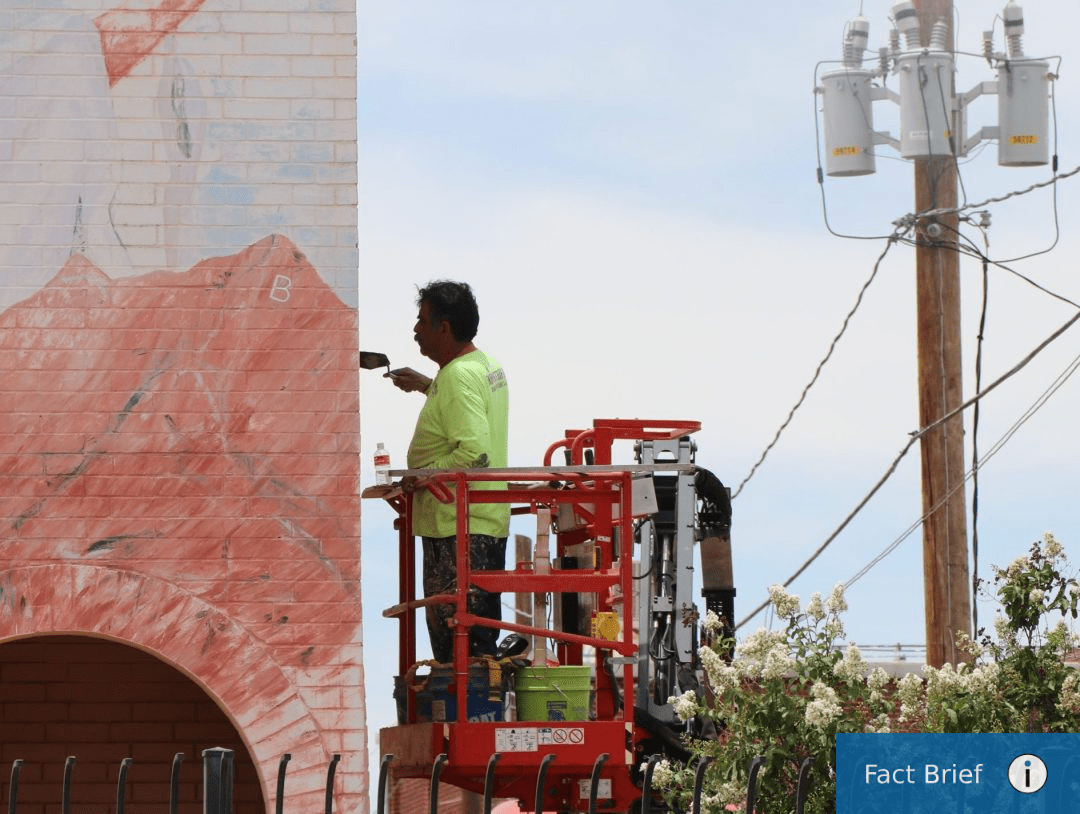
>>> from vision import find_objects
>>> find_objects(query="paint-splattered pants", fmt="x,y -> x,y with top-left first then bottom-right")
422,534 -> 507,664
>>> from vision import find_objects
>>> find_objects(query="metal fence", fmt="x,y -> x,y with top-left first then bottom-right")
9,748 -> 811,814
6,750 -> 341,814
375,752 -> 816,814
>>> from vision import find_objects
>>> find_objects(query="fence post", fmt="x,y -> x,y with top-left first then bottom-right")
170,753 -> 185,814
61,756 -> 76,814
794,756 -> 816,814
691,756 -> 714,814
116,758 -> 134,814
482,753 -> 501,814
744,755 -> 765,814
534,753 -> 556,814
275,754 -> 291,814
8,760 -> 22,814
376,755 -> 393,814
586,753 -> 609,814
428,753 -> 447,814
639,755 -> 661,814
323,754 -> 341,814
202,748 -> 235,814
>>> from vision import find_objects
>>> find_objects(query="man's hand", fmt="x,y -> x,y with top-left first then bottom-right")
385,367 -> 431,394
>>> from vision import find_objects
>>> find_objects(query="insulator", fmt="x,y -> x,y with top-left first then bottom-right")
982,30 -> 994,62
879,46 -> 891,75
844,16 -> 870,68
1004,1 -> 1025,58
929,20 -> 949,51
892,0 -> 922,50
889,28 -> 900,55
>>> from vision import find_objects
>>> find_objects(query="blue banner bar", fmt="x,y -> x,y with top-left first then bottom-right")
837,733 -> 1080,812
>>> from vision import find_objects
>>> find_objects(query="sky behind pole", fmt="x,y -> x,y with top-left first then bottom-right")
358,0 -> 1080,774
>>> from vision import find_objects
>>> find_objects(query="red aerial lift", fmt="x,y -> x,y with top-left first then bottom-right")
365,419 -> 734,814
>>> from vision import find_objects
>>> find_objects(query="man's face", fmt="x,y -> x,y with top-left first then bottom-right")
413,301 -> 443,361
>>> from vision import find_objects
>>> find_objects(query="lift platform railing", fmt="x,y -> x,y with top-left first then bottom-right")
368,466 -> 691,811
364,418 -> 712,812
374,464 -> 689,725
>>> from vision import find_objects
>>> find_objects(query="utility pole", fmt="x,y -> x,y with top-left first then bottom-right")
913,0 -> 972,667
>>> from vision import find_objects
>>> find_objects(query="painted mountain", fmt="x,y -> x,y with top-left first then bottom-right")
0,234 -> 360,607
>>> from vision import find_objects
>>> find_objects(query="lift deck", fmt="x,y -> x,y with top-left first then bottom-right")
364,420 -> 725,813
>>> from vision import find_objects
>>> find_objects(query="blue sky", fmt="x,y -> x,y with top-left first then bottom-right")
358,0 -> 1080,773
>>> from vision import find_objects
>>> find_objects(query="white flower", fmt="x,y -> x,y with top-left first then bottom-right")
1058,671 -> 1080,717
737,628 -> 787,664
993,613 -> 1012,642
897,672 -> 925,720
1030,588 -> 1045,604
700,645 -> 739,696
668,690 -> 699,722
768,584 -> 801,620
826,583 -> 848,614
735,628 -> 794,681
716,780 -> 745,807
805,592 -> 825,622
955,631 -> 985,660
702,609 -> 724,634
1007,556 -> 1030,577
650,759 -> 676,788
805,682 -> 842,729
1044,532 -> 1064,559
824,617 -> 846,642
866,666 -> 890,692
833,643 -> 865,683
761,643 -> 796,681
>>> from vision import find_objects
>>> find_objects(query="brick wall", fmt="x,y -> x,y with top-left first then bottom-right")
1,637 -> 262,814
0,3 -> 362,814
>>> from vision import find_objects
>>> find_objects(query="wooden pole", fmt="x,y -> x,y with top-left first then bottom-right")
913,0 -> 972,667
514,533 -> 533,653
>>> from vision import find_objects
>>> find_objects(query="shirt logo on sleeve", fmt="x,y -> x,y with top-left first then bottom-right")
487,368 -> 507,392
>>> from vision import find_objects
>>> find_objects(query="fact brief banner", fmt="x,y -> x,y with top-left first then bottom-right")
836,733 -> 1080,813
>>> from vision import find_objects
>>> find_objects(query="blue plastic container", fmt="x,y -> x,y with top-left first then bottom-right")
398,666 -> 504,724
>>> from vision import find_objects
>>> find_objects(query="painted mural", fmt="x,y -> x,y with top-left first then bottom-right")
1,3 -> 363,814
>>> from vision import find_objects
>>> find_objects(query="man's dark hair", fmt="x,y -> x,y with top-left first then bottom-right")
417,280 -> 480,342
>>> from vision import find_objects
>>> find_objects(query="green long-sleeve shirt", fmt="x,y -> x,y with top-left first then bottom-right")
406,349 -> 509,538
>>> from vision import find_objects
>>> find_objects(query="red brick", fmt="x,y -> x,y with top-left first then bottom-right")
67,702 -> 134,723
2,702 -> 69,722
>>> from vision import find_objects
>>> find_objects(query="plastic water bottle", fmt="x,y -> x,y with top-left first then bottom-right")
374,442 -> 391,485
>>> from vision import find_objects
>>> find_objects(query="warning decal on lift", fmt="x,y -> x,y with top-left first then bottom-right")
494,727 -> 588,751
538,727 -> 585,746
494,728 -> 538,752
578,779 -> 612,799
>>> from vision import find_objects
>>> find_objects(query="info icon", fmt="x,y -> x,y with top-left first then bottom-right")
1007,754 -> 1047,794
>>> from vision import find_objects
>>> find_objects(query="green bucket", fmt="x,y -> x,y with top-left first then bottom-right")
515,666 -> 591,722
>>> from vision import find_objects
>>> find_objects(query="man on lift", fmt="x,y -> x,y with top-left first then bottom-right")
388,280 -> 509,664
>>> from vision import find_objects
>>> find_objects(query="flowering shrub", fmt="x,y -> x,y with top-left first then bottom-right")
652,532 -> 1080,813
652,584 -> 888,814
979,532 -> 1079,732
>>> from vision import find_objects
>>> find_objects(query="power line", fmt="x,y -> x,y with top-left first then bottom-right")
736,303 -> 1080,631
843,339 -> 1080,591
913,164 -> 1080,223
731,227 -> 907,500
